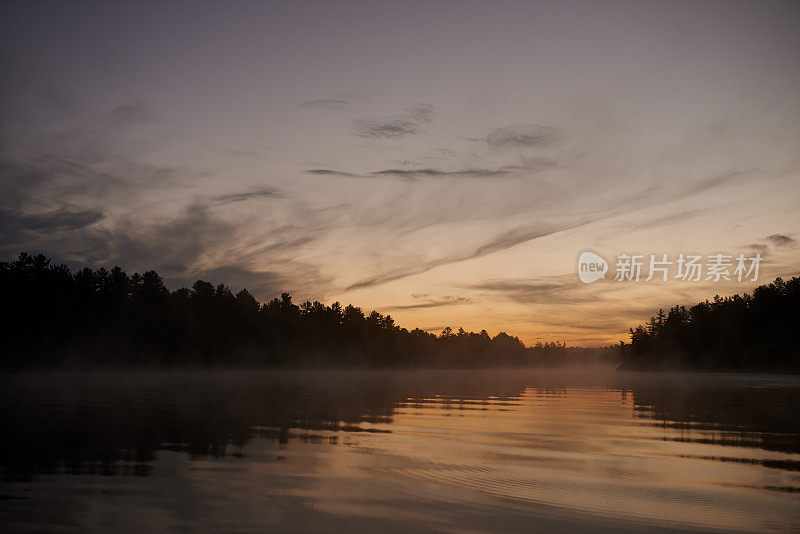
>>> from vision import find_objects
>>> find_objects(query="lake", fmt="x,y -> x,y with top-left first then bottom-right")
1,368 -> 799,532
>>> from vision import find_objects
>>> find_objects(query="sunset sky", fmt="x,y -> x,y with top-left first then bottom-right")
2,0 -> 799,346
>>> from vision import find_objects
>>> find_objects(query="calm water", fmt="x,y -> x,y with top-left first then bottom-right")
1,368 -> 799,533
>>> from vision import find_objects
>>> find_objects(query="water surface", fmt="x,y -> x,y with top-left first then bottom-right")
1,369 -> 799,532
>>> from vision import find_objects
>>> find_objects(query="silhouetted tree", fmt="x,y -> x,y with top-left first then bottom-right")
621,276 -> 800,371
0,253 -> 617,369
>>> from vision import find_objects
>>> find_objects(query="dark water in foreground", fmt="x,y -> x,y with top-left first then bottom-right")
1,369 -> 799,533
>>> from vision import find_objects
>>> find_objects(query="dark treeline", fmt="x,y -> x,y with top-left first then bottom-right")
1,253 -> 614,368
620,276 -> 800,372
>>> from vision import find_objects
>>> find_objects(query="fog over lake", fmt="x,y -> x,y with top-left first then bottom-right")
2,368 -> 799,533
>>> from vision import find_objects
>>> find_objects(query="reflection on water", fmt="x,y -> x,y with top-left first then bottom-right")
1,369 -> 799,532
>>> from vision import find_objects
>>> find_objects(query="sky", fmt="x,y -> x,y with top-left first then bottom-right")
1,0 -> 799,346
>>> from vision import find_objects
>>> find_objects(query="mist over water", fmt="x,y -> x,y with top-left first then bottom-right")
2,368 -> 799,533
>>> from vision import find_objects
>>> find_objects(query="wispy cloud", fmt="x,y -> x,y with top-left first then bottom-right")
353,118 -> 420,138
0,101 -> 195,259
501,157 -> 558,173
767,233 -> 797,247
743,243 -> 769,254
0,102 -> 189,213
742,233 -> 798,255
102,102 -> 156,127
300,90 -> 368,110
681,167 -> 760,197
301,97 -> 353,110
405,103 -> 436,123
341,162 -> 778,293
212,186 -> 284,205
0,206 -> 104,233
473,225 -> 573,257
626,208 -> 710,232
352,102 -> 437,138
305,169 -> 361,178
346,218 -> 600,291
371,168 -> 510,179
380,295 -> 470,311
109,203 -> 236,273
0,205 -> 105,258
0,97 -> 334,301
469,275 -> 589,305
485,124 -> 559,148
306,167 -> 513,180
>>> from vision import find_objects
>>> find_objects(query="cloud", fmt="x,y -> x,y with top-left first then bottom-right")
473,226 -> 567,257
743,243 -> 769,254
405,103 -> 436,123
305,169 -> 361,178
341,162 -> 759,293
306,167 -> 513,180
741,233 -> 797,255
469,276 -> 590,305
212,186 -> 284,205
247,230 -> 320,256
346,218 -> 599,291
473,214 -> 599,260
0,99 -> 209,260
485,124 -> 559,148
0,206 -> 104,233
0,206 -> 105,257
627,208 -> 710,232
371,168 -> 510,179
300,90 -> 368,110
681,167 -> 759,197
300,97 -> 353,110
0,201 -> 236,272
109,203 -> 236,273
102,102 -> 156,127
353,118 -> 420,138
501,157 -> 558,173
380,295 -> 470,311
352,102 -> 437,138
0,103 -> 189,213
107,213 -> 329,301
0,92 -> 332,298
214,148 -> 262,157
766,234 -> 797,247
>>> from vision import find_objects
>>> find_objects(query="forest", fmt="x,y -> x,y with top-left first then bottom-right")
620,275 -> 800,372
0,253 -> 612,368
